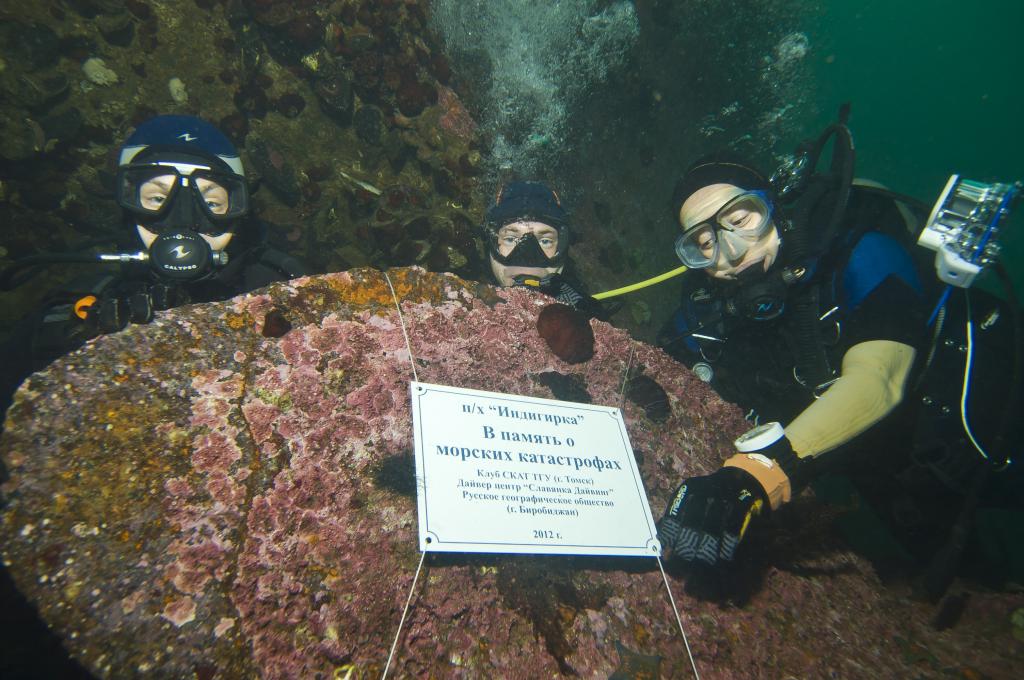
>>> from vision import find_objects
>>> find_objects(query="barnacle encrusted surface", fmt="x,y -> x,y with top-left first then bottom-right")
1,268 -> 1020,679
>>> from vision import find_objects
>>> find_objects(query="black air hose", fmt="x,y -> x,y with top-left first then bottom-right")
0,253 -> 114,291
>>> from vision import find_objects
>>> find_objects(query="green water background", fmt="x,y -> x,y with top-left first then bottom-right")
801,0 -> 1024,299
798,0 -> 1024,580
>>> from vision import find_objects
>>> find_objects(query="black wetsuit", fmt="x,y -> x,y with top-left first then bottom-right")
0,224 -> 306,421
660,229 -> 928,425
659,194 -> 1024,580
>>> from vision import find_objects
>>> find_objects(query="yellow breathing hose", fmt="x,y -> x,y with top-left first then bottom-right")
591,265 -> 690,300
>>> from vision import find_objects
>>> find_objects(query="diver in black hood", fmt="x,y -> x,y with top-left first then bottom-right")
656,142 -> 935,567
481,180 -> 607,319
657,135 -> 1024,597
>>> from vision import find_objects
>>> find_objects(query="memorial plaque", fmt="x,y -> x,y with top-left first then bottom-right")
410,382 -> 661,557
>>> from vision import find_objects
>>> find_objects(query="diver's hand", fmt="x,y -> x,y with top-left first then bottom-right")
658,467 -> 769,565
512,273 -> 608,319
85,285 -> 158,334
539,274 -> 585,307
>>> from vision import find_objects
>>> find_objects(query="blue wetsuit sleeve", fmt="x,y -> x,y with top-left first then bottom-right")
841,232 -> 923,309
839,232 -> 927,348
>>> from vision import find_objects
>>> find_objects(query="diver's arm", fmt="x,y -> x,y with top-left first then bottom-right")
784,339 -> 916,459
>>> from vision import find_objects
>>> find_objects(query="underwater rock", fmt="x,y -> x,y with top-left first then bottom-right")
233,79 -> 269,119
436,85 -> 477,141
3,269 -> 1023,679
533,371 -> 593,404
283,12 -> 324,55
625,373 -> 671,423
0,22 -> 61,70
96,10 -> 135,47
353,104 -> 384,145
537,302 -> 595,364
272,92 -> 306,119
0,115 -> 43,162
395,73 -> 437,117
260,308 -> 291,338
66,0 -> 124,19
7,73 -> 70,113
39,108 -> 83,147
246,136 -> 301,207
218,112 -> 249,147
314,70 -> 355,125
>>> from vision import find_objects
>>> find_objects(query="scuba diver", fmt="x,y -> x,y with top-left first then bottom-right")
482,180 -> 607,318
655,109 -> 1023,593
0,114 -> 306,420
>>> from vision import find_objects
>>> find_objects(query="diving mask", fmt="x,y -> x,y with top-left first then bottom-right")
117,161 -> 249,237
675,190 -> 774,268
487,221 -> 568,268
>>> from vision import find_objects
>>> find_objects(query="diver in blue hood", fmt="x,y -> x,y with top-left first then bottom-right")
0,115 -> 306,419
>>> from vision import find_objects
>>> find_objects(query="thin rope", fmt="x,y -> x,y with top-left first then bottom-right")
382,269 -> 419,383
381,550 -> 427,680
620,340 -> 699,678
380,268 -> 424,678
618,343 -> 636,409
657,556 -> 700,680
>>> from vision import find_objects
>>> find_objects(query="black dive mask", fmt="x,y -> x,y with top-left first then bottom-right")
488,231 -> 566,268
117,162 -> 248,237
147,230 -> 228,282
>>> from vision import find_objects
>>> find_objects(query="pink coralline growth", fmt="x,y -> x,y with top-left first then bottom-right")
162,596 -> 197,627
1,267 -> 1022,679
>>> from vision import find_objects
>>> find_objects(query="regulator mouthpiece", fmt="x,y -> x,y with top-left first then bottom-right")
148,230 -> 228,281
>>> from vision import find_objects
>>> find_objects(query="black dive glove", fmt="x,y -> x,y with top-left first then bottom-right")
659,430 -> 809,565
512,273 -> 607,319
85,282 -> 187,334
658,467 -> 768,565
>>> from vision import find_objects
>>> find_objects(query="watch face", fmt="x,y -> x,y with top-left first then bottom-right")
734,421 -> 785,452
737,423 -> 776,442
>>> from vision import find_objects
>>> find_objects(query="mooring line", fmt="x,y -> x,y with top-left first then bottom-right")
380,269 -> 425,679
621,340 -> 700,678
618,343 -> 636,409
382,269 -> 419,383
381,550 -> 427,680
657,556 -> 701,679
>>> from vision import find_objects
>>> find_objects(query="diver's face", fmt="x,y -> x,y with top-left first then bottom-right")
135,174 -> 234,251
678,183 -> 780,281
489,220 -> 563,287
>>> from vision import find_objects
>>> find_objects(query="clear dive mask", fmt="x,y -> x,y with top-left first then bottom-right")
675,190 -> 774,269
116,161 -> 249,236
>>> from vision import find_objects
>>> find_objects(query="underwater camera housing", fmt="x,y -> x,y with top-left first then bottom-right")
918,175 -> 1021,288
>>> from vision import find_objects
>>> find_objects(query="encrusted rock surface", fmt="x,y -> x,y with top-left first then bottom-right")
2,268 -> 1021,679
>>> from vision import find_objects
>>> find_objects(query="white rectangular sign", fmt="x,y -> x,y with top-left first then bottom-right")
410,381 -> 661,557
